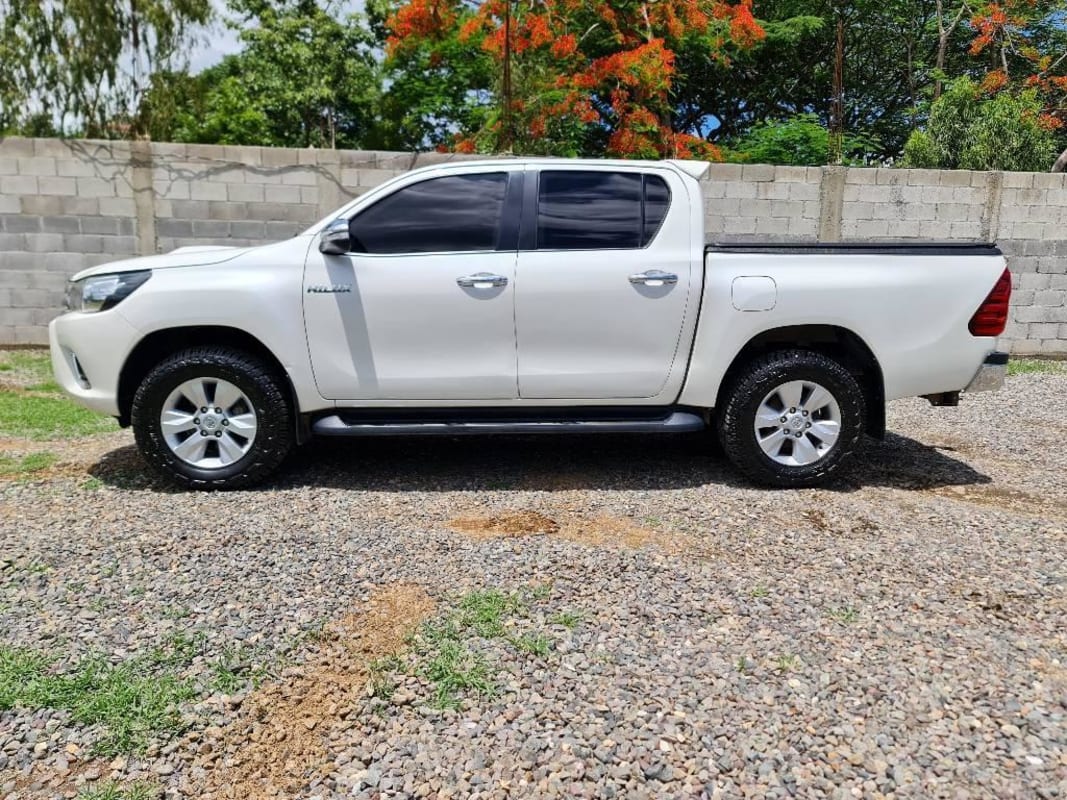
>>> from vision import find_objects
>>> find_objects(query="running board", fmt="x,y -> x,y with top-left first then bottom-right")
311,410 -> 706,437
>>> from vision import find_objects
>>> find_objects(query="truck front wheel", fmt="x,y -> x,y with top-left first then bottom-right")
717,349 -> 866,488
131,347 -> 293,489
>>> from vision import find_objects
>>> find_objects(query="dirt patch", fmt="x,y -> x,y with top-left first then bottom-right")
0,433 -> 134,483
801,508 -> 880,537
189,583 -> 434,800
448,509 -> 699,553
450,510 -> 561,538
930,483 -> 1067,520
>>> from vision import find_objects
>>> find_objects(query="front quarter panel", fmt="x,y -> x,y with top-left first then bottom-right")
115,235 -> 330,414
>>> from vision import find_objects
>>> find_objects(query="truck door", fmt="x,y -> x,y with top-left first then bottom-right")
303,168 -> 521,400
514,167 -> 694,399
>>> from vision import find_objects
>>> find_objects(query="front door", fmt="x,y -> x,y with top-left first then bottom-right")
515,168 -> 693,399
304,170 -> 520,400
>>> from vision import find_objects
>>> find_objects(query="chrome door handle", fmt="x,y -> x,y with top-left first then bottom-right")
629,269 -> 678,286
457,272 -> 508,288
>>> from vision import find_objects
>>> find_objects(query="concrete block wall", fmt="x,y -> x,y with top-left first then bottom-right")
1,136 -> 1065,354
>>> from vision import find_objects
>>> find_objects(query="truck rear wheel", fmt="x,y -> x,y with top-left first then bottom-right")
717,349 -> 865,488
131,347 -> 293,489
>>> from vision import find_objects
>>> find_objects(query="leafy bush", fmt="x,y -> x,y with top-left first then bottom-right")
726,114 -> 879,166
901,79 -> 1056,172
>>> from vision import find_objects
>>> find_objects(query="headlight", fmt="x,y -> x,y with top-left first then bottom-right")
65,270 -> 152,313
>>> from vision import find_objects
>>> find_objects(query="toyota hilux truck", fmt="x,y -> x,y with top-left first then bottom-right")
49,158 -> 1011,489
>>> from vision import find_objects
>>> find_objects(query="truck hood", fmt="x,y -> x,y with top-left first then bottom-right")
70,245 -> 252,281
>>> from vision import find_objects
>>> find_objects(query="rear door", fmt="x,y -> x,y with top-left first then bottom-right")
303,168 -> 521,400
514,167 -> 693,399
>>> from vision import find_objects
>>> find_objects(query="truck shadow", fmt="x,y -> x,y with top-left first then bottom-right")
90,431 -> 989,493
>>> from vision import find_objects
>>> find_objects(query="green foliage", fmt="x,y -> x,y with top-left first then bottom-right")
163,1 -> 378,148
902,78 -> 1057,172
1007,358 -> 1066,376
726,113 -> 879,166
0,452 -> 58,477
0,645 -> 196,755
77,782 -> 159,800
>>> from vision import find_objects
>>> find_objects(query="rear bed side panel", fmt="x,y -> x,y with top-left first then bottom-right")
678,252 -> 1008,408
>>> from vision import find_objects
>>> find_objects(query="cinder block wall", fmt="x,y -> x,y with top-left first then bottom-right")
1,137 -> 1065,354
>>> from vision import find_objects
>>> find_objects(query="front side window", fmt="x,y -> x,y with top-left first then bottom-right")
536,171 -> 672,251
349,173 -> 509,254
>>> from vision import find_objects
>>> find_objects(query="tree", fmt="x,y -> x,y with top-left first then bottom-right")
726,113 -> 879,165
901,77 -> 1057,171
160,0 -> 379,148
0,0 -> 211,137
380,0 -> 766,158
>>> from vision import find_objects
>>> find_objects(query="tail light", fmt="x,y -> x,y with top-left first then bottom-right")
968,268 -> 1011,337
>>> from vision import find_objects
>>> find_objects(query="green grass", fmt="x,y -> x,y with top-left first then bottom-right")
547,610 -> 582,630
0,349 -> 114,440
396,587 -> 575,709
828,606 -> 860,624
1007,358 -> 1065,376
77,781 -> 159,800
0,392 -> 114,439
0,643 -> 197,755
0,451 -> 58,477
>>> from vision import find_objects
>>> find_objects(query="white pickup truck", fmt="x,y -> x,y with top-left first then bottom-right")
50,158 -> 1011,489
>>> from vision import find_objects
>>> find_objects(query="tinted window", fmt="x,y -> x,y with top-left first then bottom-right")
349,173 -> 508,254
642,175 -> 670,246
537,171 -> 642,250
536,171 -> 672,250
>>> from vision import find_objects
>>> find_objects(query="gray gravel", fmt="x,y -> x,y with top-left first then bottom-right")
1,370 -> 1065,799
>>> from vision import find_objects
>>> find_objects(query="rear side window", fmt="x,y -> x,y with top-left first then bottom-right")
350,173 -> 508,254
536,171 -> 672,250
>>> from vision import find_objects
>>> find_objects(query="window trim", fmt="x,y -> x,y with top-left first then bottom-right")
346,170 -> 520,257
525,168 -> 674,253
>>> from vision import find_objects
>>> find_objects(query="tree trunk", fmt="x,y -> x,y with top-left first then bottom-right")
1052,148 -> 1067,173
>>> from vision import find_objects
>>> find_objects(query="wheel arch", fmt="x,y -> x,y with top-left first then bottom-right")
715,325 -> 885,439
117,326 -> 306,440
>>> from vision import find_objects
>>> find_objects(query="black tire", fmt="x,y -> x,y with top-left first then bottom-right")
716,349 -> 866,488
131,347 -> 293,489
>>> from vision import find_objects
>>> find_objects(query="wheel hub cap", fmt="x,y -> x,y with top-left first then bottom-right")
160,378 -> 258,469
754,379 -> 842,467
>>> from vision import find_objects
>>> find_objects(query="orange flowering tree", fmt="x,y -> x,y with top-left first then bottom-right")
382,0 -> 764,158
966,1 -> 1066,132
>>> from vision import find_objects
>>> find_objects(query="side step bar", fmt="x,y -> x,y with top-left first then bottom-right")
311,410 -> 706,437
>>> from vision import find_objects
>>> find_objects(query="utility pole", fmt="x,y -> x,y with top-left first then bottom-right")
500,0 -> 513,153
830,13 -> 844,165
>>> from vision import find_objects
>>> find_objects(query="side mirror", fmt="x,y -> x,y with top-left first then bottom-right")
318,218 -> 351,255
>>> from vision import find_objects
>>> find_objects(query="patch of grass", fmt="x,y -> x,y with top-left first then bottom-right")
547,610 -> 582,630
0,392 -> 114,440
207,644 -> 269,694
0,451 -> 58,477
510,632 -> 551,658
0,645 -> 196,755
81,476 -> 105,491
528,581 -> 553,601
77,781 -> 159,800
828,606 -> 859,624
1008,358 -> 1065,376
775,654 -> 799,671
0,350 -> 53,384
420,639 -> 495,709
735,656 -> 749,672
455,589 -> 524,638
367,654 -> 403,700
750,585 -> 770,599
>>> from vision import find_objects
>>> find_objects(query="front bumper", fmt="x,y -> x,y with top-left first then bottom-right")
49,310 -> 142,417
964,351 -> 1008,393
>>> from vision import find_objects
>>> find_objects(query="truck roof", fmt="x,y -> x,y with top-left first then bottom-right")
412,157 -> 711,180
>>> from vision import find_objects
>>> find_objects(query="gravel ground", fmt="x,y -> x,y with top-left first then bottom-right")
1,368 -> 1065,799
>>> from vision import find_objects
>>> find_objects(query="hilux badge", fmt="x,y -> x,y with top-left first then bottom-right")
306,284 -> 352,293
